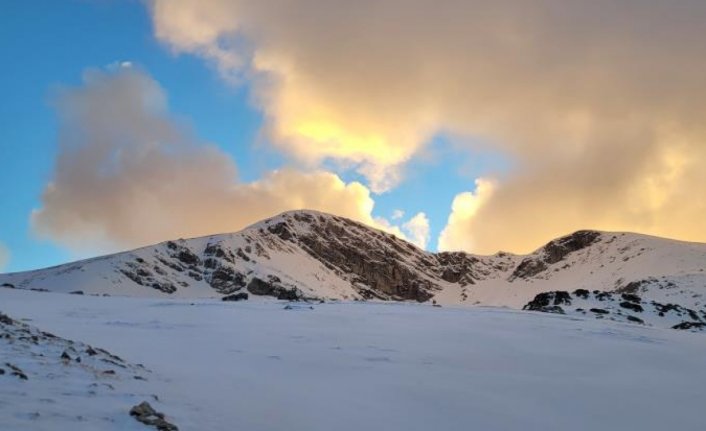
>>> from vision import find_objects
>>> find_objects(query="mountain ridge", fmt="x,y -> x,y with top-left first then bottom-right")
2,209 -> 705,314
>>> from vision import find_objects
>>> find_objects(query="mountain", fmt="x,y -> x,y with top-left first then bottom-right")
1,210 -> 705,329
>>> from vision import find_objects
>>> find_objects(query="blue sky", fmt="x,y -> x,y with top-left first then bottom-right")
0,0 -> 503,272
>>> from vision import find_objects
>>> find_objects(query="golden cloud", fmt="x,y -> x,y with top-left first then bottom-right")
150,0 -> 706,251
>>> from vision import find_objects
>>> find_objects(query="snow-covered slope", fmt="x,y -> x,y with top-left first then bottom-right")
2,210 -> 705,314
0,307 -> 175,431
2,288 -> 706,431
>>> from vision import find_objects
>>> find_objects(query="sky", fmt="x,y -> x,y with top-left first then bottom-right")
2,0 -> 706,272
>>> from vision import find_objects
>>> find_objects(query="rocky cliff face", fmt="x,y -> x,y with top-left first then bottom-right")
2,210 -> 706,310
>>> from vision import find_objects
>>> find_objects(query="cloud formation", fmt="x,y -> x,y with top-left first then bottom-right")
402,213 -> 430,250
32,67 -> 425,252
151,0 -> 706,252
0,242 -> 9,271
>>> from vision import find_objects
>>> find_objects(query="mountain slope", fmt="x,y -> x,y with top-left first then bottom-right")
2,210 -> 705,313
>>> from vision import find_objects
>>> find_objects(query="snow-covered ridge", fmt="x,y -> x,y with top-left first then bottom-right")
2,210 -> 705,312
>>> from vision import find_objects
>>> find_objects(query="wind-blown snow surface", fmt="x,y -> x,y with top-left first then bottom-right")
2,288 -> 706,431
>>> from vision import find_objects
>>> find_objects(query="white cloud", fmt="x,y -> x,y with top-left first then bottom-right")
438,179 -> 496,253
402,213 -> 430,250
32,67 -> 417,252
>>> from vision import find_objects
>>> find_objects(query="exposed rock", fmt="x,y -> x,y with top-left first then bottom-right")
621,293 -> 642,303
222,292 -> 248,302
510,231 -> 601,280
246,276 -> 303,301
0,312 -> 14,325
590,308 -> 610,314
595,292 -> 613,301
573,289 -> 590,299
523,291 -> 572,312
627,315 -> 644,324
619,301 -> 644,313
4,362 -> 28,380
208,266 -> 246,294
129,401 -> 178,431
672,321 -> 706,330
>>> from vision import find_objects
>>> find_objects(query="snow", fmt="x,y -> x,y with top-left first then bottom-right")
2,287 -> 706,431
2,212 -> 705,314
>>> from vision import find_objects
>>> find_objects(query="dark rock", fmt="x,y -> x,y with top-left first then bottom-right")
626,315 -> 644,324
619,301 -> 643,312
595,292 -> 613,301
222,292 -> 248,302
208,266 -> 246,294
620,293 -> 641,303
187,271 -> 203,281
4,363 -> 28,380
523,291 -> 572,312
130,401 -> 179,431
510,231 -> 601,280
277,288 -> 301,301
615,280 -> 647,294
61,351 -> 71,361
69,290 -> 84,295
268,222 -> 295,241
176,250 -> 199,265
672,321 -> 706,330
86,346 -> 98,356
1,283 -> 15,289
573,289 -> 590,299
590,308 -> 610,314
0,312 -> 14,325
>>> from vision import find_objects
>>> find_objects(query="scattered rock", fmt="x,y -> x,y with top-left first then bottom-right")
510,231 -> 601,280
672,321 -> 706,330
621,293 -> 642,303
5,363 -> 28,380
0,312 -> 14,325
222,292 -> 249,302
590,308 -> 610,314
573,289 -> 590,299
619,301 -> 644,313
523,291 -> 572,312
129,401 -> 178,431
626,315 -> 644,324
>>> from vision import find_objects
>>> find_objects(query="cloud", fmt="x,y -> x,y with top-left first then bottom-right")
151,0 -> 706,251
0,242 -> 9,271
438,179 -> 496,253
402,213 -> 430,250
391,209 -> 404,220
32,67 -> 421,252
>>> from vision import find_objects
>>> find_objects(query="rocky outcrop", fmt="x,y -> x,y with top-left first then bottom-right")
246,276 -> 303,301
270,214 -> 438,302
522,289 -> 706,331
523,291 -> 572,313
510,231 -> 602,280
130,401 -> 178,431
222,292 -> 248,301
